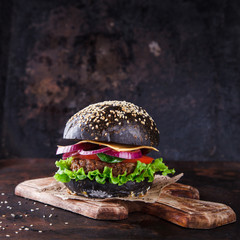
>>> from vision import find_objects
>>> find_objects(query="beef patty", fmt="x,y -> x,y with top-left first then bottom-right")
71,158 -> 137,177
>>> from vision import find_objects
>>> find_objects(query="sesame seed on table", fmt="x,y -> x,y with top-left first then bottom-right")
0,158 -> 239,239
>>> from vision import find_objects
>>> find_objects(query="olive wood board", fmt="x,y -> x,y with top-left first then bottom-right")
15,177 -> 236,229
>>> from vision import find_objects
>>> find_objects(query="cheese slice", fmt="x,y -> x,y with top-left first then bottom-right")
75,140 -> 159,152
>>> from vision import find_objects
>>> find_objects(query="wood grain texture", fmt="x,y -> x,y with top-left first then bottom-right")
15,177 -> 236,228
15,178 -> 129,220
145,194 -> 236,229
161,182 -> 200,199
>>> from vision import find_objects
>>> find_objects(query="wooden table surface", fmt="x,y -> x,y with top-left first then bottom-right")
0,158 -> 239,239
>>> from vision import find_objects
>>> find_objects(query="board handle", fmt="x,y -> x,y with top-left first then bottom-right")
143,193 -> 236,229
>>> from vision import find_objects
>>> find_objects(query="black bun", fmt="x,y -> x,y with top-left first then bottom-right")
63,100 -> 159,147
65,179 -> 152,198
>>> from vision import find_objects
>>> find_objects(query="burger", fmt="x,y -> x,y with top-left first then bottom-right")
54,100 -> 175,198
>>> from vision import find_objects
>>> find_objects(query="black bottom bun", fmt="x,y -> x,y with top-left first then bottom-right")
65,179 -> 152,199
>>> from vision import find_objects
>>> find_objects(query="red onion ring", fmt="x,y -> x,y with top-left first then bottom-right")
104,149 -> 142,159
62,147 -> 111,159
57,143 -> 142,160
56,142 -> 102,155
78,147 -> 111,155
56,144 -> 84,155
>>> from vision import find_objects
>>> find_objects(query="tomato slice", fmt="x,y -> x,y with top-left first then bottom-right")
122,156 -> 154,164
70,153 -> 154,164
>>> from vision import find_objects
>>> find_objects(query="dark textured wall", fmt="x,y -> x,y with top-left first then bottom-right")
0,0 -> 12,158
0,0 -> 239,161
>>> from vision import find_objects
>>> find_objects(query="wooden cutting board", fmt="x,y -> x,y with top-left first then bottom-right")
15,177 -> 236,229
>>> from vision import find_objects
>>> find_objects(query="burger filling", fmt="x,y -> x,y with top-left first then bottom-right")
71,158 -> 137,177
54,142 -> 175,186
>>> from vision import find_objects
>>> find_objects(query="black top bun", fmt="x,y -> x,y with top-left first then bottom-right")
63,100 -> 159,147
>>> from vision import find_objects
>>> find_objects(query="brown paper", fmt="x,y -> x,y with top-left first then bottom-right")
38,173 -> 183,203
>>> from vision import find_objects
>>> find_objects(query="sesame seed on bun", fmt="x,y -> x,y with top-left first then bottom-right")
63,100 -> 160,147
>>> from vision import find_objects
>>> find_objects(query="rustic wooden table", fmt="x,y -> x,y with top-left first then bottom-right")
0,158 -> 239,239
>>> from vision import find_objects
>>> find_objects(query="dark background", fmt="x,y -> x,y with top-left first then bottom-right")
0,0 -> 239,161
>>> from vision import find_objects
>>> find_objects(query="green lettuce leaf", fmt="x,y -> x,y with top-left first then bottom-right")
54,157 -> 175,186
97,153 -> 124,163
